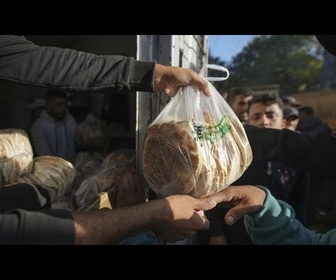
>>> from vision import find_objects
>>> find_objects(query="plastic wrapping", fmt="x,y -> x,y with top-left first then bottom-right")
16,155 -> 76,203
142,80 -> 252,198
73,165 -> 146,209
0,129 -> 33,187
75,113 -> 105,148
72,148 -> 143,209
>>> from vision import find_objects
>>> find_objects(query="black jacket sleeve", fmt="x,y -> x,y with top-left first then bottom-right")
244,124 -> 336,178
0,35 -> 155,93
0,209 -> 75,245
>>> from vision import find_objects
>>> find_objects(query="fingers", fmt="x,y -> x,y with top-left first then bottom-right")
197,210 -> 210,230
202,188 -> 234,205
194,196 -> 217,211
153,64 -> 210,97
192,73 -> 210,96
224,203 -> 259,226
224,209 -> 243,226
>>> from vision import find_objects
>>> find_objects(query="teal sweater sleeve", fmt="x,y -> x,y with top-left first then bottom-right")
244,186 -> 336,245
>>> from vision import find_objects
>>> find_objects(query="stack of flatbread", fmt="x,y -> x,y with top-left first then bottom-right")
142,113 -> 252,198
0,129 -> 33,187
16,155 -> 76,203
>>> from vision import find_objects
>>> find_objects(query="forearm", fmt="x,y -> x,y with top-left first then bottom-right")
244,186 -> 330,245
0,35 -> 155,93
73,200 -> 167,245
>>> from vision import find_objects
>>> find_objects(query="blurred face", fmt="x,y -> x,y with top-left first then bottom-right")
46,96 -> 68,121
248,102 -> 285,129
230,94 -> 253,124
284,116 -> 299,131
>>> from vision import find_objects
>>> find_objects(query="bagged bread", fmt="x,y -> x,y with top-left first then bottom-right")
73,165 -> 146,209
16,155 -> 76,203
72,151 -> 104,193
142,81 -> 252,198
75,113 -> 105,148
101,148 -> 136,168
0,129 -> 33,187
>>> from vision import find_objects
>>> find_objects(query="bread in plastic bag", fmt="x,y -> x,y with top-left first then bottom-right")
73,165 -> 146,209
142,81 -> 252,198
75,113 -> 105,148
0,128 -> 34,187
16,155 -> 76,203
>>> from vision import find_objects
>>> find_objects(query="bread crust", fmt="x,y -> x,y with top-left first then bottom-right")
142,117 -> 253,198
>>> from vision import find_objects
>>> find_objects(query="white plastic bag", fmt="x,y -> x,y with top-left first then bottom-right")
142,67 -> 252,198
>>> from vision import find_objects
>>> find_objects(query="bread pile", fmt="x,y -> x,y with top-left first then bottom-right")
75,113 -> 105,148
142,113 -> 252,198
73,165 -> 145,209
101,148 -> 136,168
0,129 -> 34,187
16,155 -> 76,203
72,149 -> 136,209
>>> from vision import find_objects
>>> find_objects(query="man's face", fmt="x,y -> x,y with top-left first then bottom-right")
229,94 -> 253,124
46,96 -> 68,121
248,102 -> 285,129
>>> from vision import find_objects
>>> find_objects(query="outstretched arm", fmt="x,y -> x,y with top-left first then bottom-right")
207,185 -> 336,245
74,194 -> 217,245
0,35 -> 209,97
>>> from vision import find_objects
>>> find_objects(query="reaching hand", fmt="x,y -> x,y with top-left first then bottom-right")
153,64 -> 210,97
204,185 -> 266,226
154,194 -> 216,243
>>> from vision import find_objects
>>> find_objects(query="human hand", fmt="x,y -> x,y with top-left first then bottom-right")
154,194 -> 216,243
153,64 -> 210,97
204,185 -> 266,226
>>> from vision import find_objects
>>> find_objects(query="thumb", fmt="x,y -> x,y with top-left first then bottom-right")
224,207 -> 245,226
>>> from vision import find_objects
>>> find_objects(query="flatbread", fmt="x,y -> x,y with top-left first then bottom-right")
142,116 -> 253,198
0,129 -> 33,187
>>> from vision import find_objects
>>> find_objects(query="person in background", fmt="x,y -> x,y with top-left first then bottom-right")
281,95 -> 301,109
283,107 -> 300,131
219,88 -> 229,100
0,35 -> 212,245
30,90 -> 78,163
226,87 -> 254,125
206,92 -> 311,245
297,106 -> 332,134
296,106 -> 335,230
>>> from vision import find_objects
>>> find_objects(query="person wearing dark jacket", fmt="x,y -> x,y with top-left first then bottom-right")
206,93 -> 311,245
297,106 -> 332,134
0,35 -> 212,245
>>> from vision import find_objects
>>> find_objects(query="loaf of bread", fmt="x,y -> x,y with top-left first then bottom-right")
142,114 -> 252,198
0,129 -> 33,187
16,155 -> 76,203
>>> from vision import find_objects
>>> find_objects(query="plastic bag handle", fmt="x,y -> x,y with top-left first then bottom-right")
199,64 -> 230,81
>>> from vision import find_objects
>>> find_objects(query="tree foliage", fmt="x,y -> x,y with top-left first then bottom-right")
208,35 -> 324,95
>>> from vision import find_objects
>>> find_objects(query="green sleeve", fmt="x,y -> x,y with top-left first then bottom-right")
244,186 -> 336,245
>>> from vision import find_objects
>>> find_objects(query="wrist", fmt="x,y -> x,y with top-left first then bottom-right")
146,197 -> 170,230
153,63 -> 166,93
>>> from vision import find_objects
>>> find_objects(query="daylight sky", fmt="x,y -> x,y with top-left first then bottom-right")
208,35 -> 257,63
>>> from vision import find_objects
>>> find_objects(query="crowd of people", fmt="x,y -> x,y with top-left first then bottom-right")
1,34 -> 336,245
